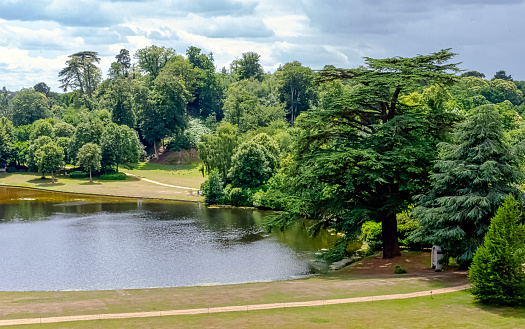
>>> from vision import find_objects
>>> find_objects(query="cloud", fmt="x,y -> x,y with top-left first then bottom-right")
186,15 -> 274,38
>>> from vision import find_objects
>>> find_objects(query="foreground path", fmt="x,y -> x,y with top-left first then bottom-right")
122,172 -> 199,190
0,284 -> 469,327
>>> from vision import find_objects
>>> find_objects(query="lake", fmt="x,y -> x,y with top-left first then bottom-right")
0,187 -> 335,291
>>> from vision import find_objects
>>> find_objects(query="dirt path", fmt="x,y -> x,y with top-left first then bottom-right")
0,284 -> 469,326
122,172 -> 199,190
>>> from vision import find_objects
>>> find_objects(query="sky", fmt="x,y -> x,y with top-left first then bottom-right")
0,0 -> 524,91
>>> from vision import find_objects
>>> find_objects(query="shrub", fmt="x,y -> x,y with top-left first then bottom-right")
469,195 -> 525,305
224,185 -> 252,207
69,171 -> 89,179
394,266 -> 407,274
200,169 -> 224,204
361,221 -> 382,255
99,172 -> 127,180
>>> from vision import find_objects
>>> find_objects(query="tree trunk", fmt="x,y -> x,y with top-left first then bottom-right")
154,141 -> 158,158
51,171 -> 55,184
382,211 -> 401,259
89,170 -> 92,183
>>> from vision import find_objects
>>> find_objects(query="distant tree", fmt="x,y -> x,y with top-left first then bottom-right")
493,70 -> 513,81
76,143 -> 101,183
186,46 -> 223,119
29,119 -> 54,141
33,82 -> 51,97
230,52 -> 264,81
58,51 -> 102,98
54,121 -> 75,138
481,79 -> 523,105
134,45 -> 176,81
68,118 -> 104,160
469,195 -> 525,305
0,117 -> 15,167
35,142 -> 64,183
115,49 -> 131,71
228,139 -> 275,188
10,88 -> 49,126
412,104 -> 524,266
26,136 -> 53,173
276,61 -> 316,123
460,71 -> 485,79
101,123 -> 140,171
0,90 -> 9,117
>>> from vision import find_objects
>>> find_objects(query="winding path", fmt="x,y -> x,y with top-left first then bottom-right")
0,284 -> 469,326
123,172 -> 199,190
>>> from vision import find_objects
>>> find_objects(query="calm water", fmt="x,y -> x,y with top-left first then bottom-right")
0,187 -> 335,291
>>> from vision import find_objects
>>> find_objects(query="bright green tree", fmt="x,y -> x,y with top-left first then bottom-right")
229,141 -> 272,188
101,123 -> 140,171
35,142 -> 64,183
68,118 -> 104,160
10,89 -> 49,126
412,104 -> 524,265
76,143 -> 102,183
134,45 -> 176,81
469,195 -> 525,305
0,117 -> 15,167
269,49 -> 461,259
29,119 -> 54,141
197,121 -> 238,181
26,136 -> 53,173
276,61 -> 316,123
54,121 -> 75,138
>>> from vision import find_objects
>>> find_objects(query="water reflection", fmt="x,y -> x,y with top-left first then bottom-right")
0,187 -> 336,291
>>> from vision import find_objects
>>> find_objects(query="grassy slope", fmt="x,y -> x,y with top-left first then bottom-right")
0,162 -> 206,202
7,291 -> 525,329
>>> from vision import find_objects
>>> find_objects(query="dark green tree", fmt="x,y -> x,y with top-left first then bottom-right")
68,118 -> 104,160
269,49 -> 461,259
58,51 -> 102,98
197,121 -> 238,181
469,195 -> 525,305
493,70 -> 513,81
460,71 -> 485,79
0,117 -> 15,167
412,104 -> 524,265
276,61 -> 316,124
229,141 -> 273,188
230,52 -> 264,81
33,82 -> 51,97
29,119 -> 54,141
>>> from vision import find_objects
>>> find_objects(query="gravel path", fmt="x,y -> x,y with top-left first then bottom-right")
0,284 -> 469,326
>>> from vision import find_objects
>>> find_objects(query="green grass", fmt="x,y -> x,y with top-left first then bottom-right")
0,162 -> 205,202
7,291 -> 525,328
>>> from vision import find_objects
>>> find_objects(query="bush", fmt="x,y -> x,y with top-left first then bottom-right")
224,185 -> 253,207
99,172 -> 127,180
69,171 -> 89,179
361,221 -> 383,255
6,164 -> 28,172
394,265 -> 407,274
469,195 -> 525,305
200,169 -> 224,204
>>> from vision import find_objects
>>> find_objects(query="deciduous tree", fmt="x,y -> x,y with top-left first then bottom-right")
77,143 -> 101,183
35,142 -> 64,183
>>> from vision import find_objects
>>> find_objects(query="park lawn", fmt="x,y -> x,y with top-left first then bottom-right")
6,291 -> 525,329
125,162 -> 206,189
0,170 -> 203,202
0,252 -> 468,321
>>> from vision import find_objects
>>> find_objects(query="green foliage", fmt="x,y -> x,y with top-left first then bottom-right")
134,45 -> 176,81
228,141 -> 272,188
29,119 -> 54,140
59,51 -> 102,98
469,195 -> 525,305
26,136 -> 53,172
0,117 -> 15,167
35,142 -> 64,181
481,79 -> 523,105
224,184 -> 253,207
200,169 -> 224,204
77,143 -> 102,176
54,121 -> 75,138
394,266 -> 407,274
361,221 -> 383,254
69,171 -> 89,179
230,52 -> 264,81
68,118 -> 104,160
167,117 -> 211,151
99,172 -> 127,180
197,121 -> 238,181
318,238 -> 349,263
10,88 -> 50,126
101,123 -> 140,171
412,104 -> 524,265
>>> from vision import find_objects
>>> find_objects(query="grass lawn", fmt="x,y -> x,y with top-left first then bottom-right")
5,291 -> 525,328
0,162 -> 205,202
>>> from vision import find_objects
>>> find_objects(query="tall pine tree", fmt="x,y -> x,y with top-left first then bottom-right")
412,104 -> 524,265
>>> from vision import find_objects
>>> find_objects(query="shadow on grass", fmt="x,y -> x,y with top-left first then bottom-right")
130,162 -> 198,172
474,300 -> 525,319
79,182 -> 103,185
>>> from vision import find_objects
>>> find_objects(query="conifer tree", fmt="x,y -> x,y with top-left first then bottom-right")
469,195 -> 525,305
412,104 -> 524,265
